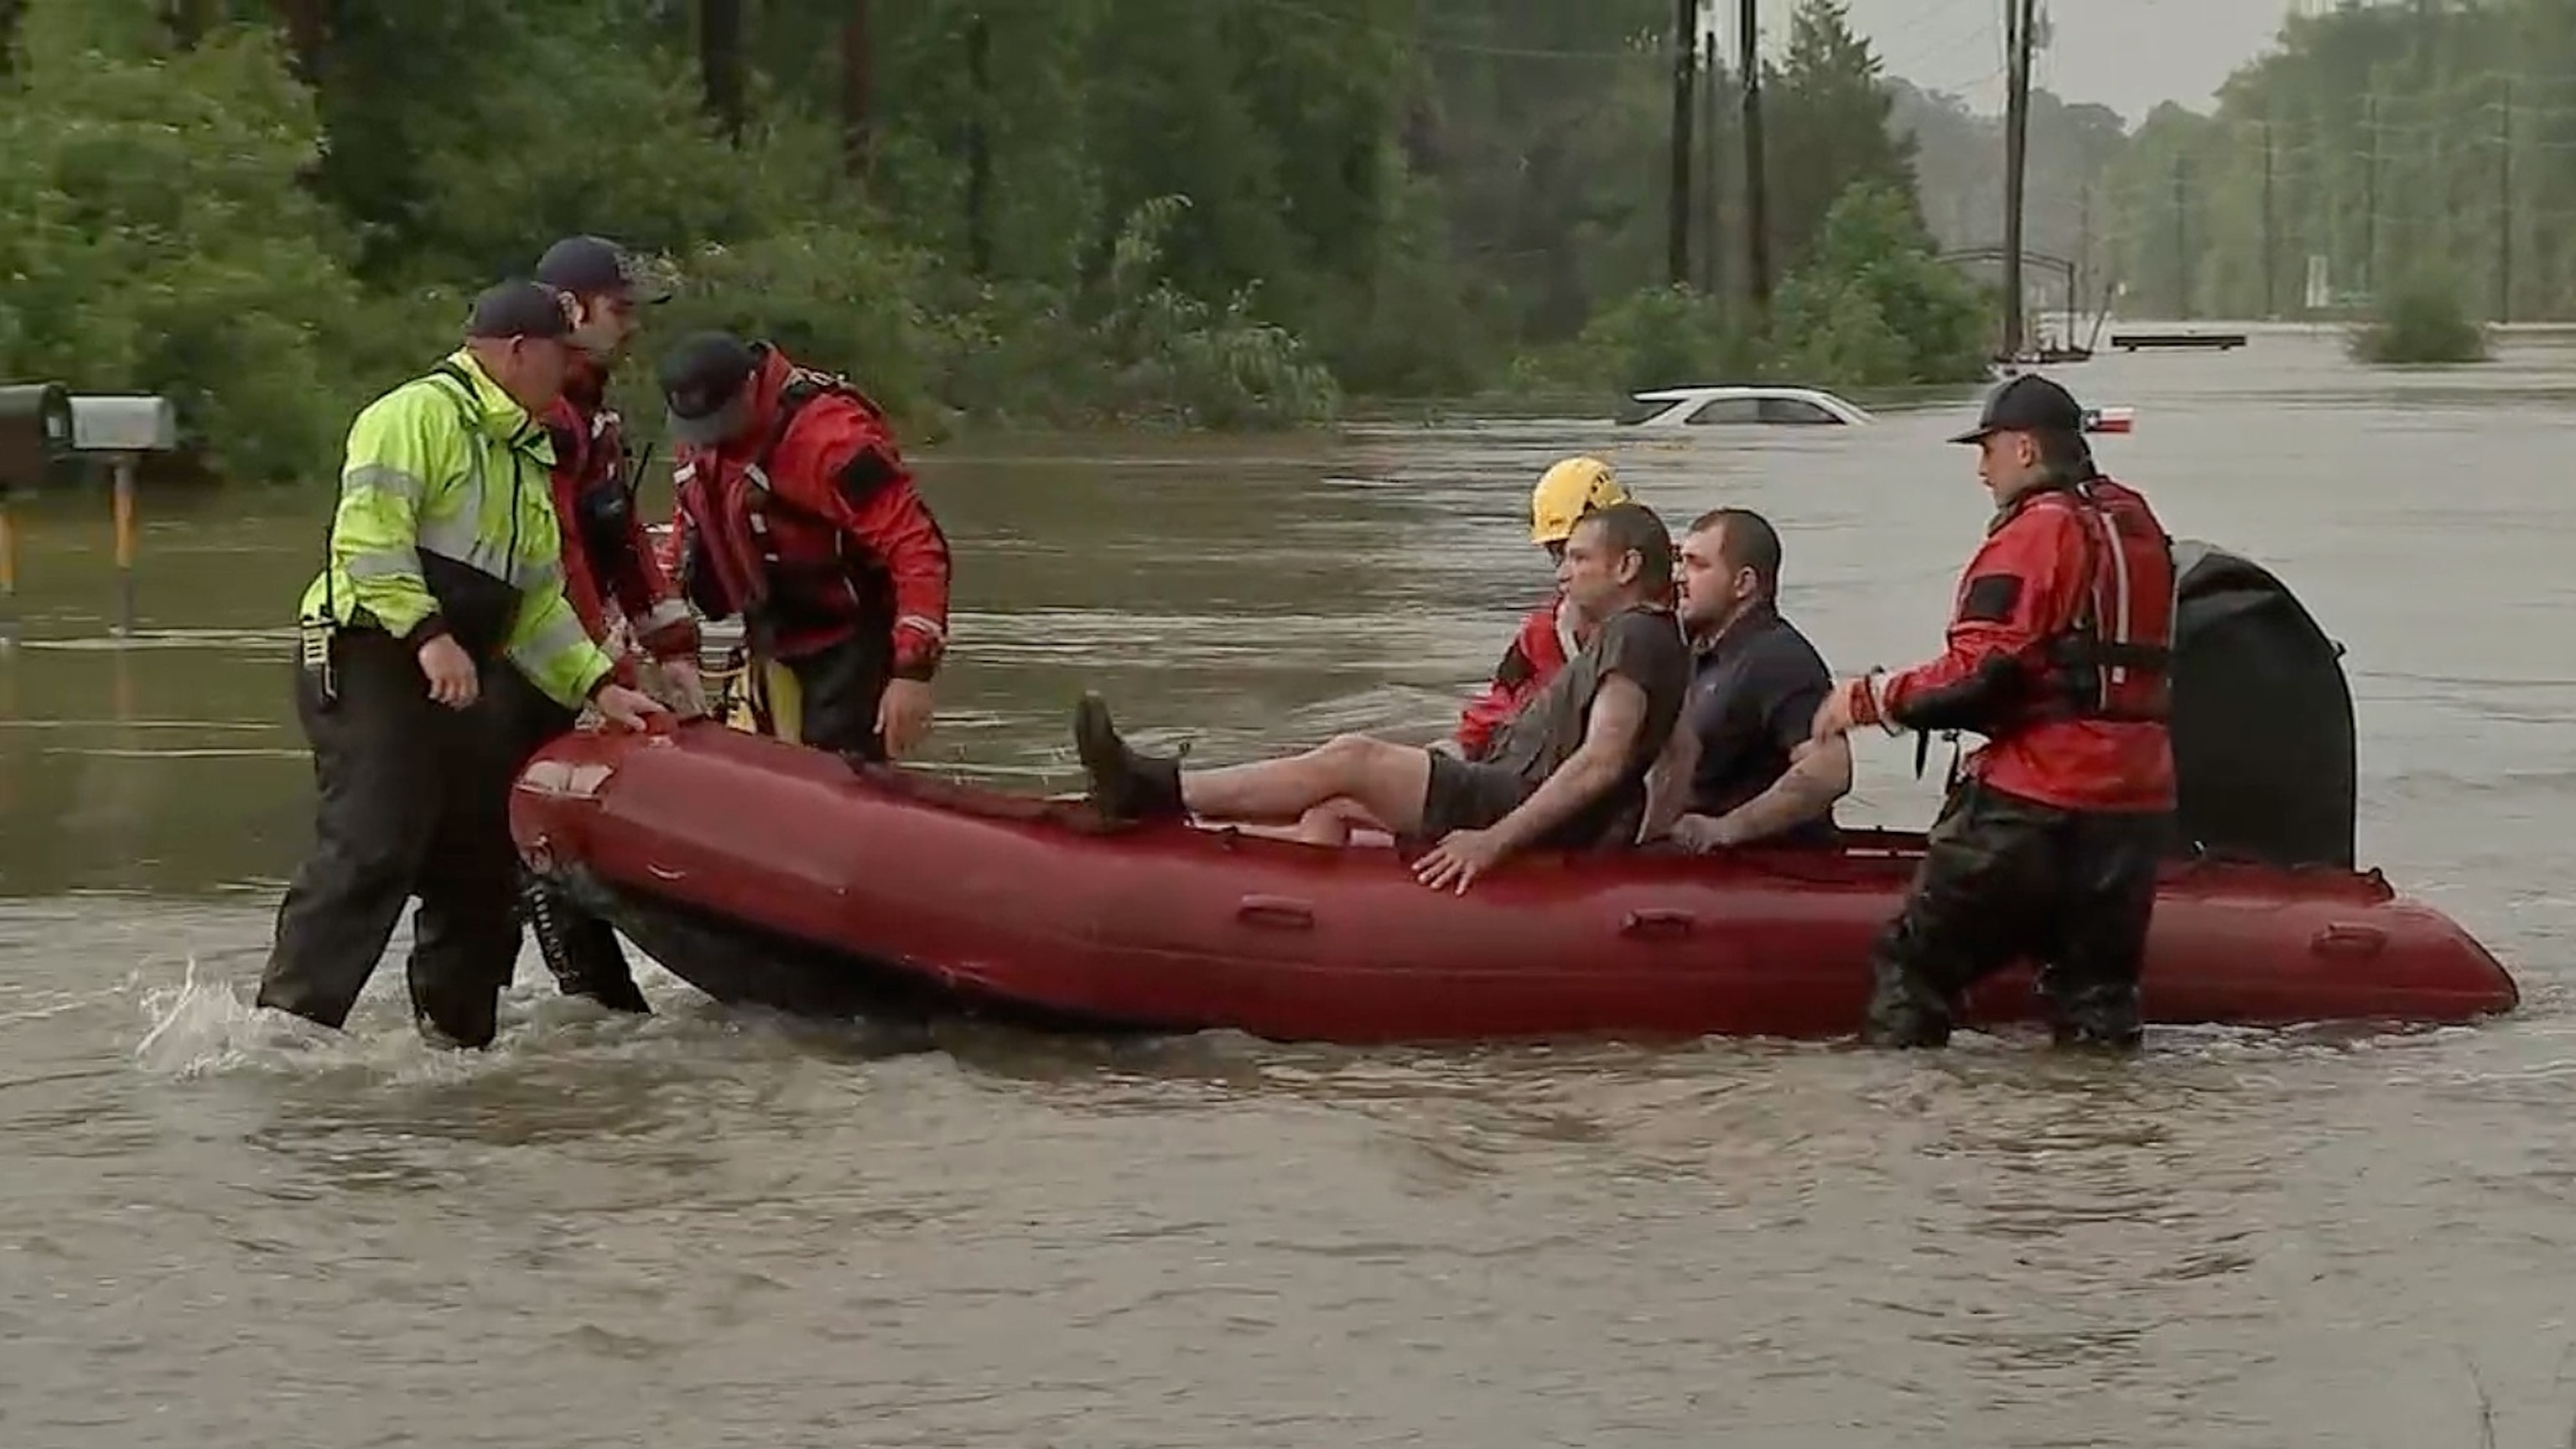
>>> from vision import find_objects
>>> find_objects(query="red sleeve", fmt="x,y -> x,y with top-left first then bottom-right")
584,426 -> 699,662
807,407 -> 953,681
1455,663 -> 1527,758
1856,506 -> 2083,731
1453,604 -> 1559,756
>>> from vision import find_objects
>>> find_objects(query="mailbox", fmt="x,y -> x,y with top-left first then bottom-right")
0,382 -> 74,491
69,395 -> 180,454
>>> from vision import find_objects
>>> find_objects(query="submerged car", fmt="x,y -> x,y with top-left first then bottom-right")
1618,384 -> 1874,428
1618,382 -> 2135,435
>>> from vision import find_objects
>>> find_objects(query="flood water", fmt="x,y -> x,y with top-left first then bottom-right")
3,324 -> 2575,1446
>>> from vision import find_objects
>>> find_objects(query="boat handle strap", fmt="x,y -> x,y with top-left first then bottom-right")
1236,895 -> 1316,931
1621,908 -> 1696,940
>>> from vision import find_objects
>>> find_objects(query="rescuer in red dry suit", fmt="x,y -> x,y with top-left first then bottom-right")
657,330 -> 953,761
533,236 -> 705,706
1447,456 -> 1632,761
497,236 -> 708,1016
1810,374 -> 2179,1052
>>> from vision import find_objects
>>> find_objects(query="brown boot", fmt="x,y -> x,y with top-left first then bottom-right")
1073,694 -> 1185,822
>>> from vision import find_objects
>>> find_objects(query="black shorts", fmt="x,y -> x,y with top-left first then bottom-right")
1417,749 -> 1651,850
1418,750 -> 1538,840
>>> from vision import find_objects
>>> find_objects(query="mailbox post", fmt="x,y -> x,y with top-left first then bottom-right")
69,395 -> 180,638
0,382 -> 75,649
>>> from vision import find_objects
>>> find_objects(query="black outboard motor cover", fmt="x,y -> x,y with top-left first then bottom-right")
2168,540 -> 2358,870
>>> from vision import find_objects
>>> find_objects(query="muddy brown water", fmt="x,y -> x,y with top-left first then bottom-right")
3,325 -> 2575,1446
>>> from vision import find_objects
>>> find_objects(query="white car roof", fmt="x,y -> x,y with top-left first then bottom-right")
1628,383 -> 1872,421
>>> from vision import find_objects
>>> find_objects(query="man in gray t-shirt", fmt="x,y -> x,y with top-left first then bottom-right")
1072,503 -> 1694,894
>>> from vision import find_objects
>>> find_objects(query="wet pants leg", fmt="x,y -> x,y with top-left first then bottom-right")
404,694 -> 527,1047
493,670 -> 649,1015
257,631 -> 522,1046
782,632 -> 892,763
2034,811 -> 2167,1049
1861,782 -> 2062,1048
1862,781 -> 2164,1051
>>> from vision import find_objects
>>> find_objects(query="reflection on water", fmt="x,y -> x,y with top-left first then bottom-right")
1,326 -> 2574,1446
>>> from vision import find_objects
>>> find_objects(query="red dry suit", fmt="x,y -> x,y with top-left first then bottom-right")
1850,472 -> 2178,813
541,356 -> 699,686
1454,597 -> 1578,759
665,345 -> 952,681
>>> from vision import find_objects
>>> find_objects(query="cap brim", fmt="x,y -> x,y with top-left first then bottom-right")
1947,424 -> 1993,444
666,393 -> 750,448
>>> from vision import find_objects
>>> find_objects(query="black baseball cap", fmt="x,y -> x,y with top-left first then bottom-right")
1949,373 -> 2085,444
657,330 -> 763,446
535,236 -> 672,304
464,279 -> 574,341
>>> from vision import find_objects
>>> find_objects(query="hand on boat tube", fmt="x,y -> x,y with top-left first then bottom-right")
654,657 -> 709,719
592,683 -> 672,733
1414,826 -> 1508,895
878,678 -> 935,759
1669,813 -> 1742,853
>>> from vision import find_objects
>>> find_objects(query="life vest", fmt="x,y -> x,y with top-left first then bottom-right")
2018,475 -> 2176,725
545,391 -> 646,585
677,366 -> 899,647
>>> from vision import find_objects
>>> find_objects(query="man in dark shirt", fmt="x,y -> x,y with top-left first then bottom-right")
1643,508 -> 1851,849
1073,503 -> 1695,894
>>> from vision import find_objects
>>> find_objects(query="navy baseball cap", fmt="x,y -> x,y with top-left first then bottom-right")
535,236 -> 672,304
657,330 -> 762,446
464,279 -> 574,341
1950,373 -> 2086,444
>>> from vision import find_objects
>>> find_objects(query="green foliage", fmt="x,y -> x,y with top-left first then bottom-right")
1763,0 -> 1926,274
1514,182 -> 1991,397
2096,0 -> 2576,323
2349,273 -> 2490,365
1769,182 -> 1992,387
0,0 -> 376,482
0,0 -> 1999,480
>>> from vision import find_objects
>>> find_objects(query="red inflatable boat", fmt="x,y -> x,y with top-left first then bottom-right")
509,722 -> 2513,1041
507,543 -> 2521,1042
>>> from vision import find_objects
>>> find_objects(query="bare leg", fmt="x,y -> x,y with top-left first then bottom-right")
1075,696 -> 1432,834
1181,735 -> 1431,834
1259,796 -> 1380,845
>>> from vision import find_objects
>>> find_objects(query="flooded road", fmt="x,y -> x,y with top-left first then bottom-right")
4,325 -> 2575,1446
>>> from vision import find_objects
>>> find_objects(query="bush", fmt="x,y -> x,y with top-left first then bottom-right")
2350,274 -> 2490,365
0,2 -> 387,483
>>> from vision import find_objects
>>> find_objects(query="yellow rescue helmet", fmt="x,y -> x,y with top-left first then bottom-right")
1529,455 -> 1629,545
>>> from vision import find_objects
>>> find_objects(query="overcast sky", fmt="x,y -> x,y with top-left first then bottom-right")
1741,0 -> 2306,127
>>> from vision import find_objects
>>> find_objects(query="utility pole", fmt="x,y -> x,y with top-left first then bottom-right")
1740,0 -> 1770,311
2001,0 -> 2038,357
1668,0 -> 1696,286
2262,120 -> 2277,319
2361,93 -> 2380,297
2173,151 -> 2191,319
1701,27 -> 1723,296
2498,78 -> 2514,323
2076,181 -> 2092,323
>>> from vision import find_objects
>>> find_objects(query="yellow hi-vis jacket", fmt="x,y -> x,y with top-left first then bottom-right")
297,349 -> 615,709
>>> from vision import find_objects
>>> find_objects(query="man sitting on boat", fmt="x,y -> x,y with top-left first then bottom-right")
1445,455 -> 1633,760
1640,507 -> 1849,849
1072,502 -> 1694,893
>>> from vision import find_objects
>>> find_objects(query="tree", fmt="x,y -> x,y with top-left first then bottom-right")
1761,0 -> 1921,275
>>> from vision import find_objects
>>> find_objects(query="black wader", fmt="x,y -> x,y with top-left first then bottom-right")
1861,778 -> 2168,1051
257,629 -> 529,1048
771,626 -> 893,763
491,667 -> 651,1015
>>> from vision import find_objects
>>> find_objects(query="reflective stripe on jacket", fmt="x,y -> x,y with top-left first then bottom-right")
297,348 -> 615,709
